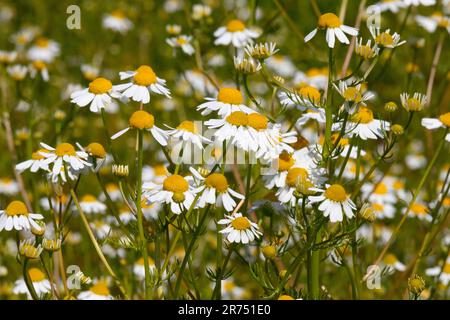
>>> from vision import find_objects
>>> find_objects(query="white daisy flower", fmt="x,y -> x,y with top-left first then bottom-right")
0,200 -> 44,232
78,281 -> 113,300
407,202 -> 432,221
279,85 -> 321,111
78,195 -> 107,214
28,60 -> 49,82
371,202 -> 396,219
189,168 -> 244,212
111,110 -> 168,146
81,64 -> 99,81
421,112 -> 450,142
214,19 -> 260,47
245,42 -> 278,60
166,35 -> 195,55
197,87 -> 254,117
218,213 -> 262,244
10,27 -> 38,48
102,10 -> 133,34
166,120 -> 211,150
367,0 -> 407,13
382,253 -> 406,273
143,174 -> 196,214
400,92 -> 427,112
27,37 -> 60,63
370,27 -> 406,48
362,181 -> 397,204
329,133 -> 367,159
166,24 -> 182,35
192,4 -> 212,21
70,77 -> 114,113
143,165 -> 169,184
309,184 -> 357,223
90,220 -> 112,239
13,268 -> 51,299
16,147 -> 53,174
0,50 -> 17,64
334,81 -> 374,109
332,107 -> 390,140
0,178 -> 19,196
133,257 -> 157,280
142,201 -> 161,220
296,109 -> 327,126
415,12 -> 450,33
7,64 -> 27,81
100,183 -> 122,202
304,12 -> 358,48
426,258 -> 450,286
113,65 -> 171,104
254,124 -> 297,161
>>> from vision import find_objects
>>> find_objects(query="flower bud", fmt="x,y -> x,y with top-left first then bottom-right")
384,101 -> 397,112
408,274 -> 425,296
391,124 -> 404,135
262,245 -> 277,259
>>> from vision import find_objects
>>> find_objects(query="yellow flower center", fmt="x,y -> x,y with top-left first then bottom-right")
217,88 -> 244,105
32,60 -> 46,70
137,256 -> 155,266
343,87 -> 362,102
324,184 -> 347,202
374,183 -> 388,195
383,254 -> 398,265
90,282 -> 110,296
410,203 -> 428,215
81,195 -> 97,203
356,45 -> 375,59
205,173 -> 229,192
318,13 -> 342,28
247,113 -> 268,130
350,107 -> 374,124
154,165 -> 168,176
306,67 -> 327,77
286,168 -> 309,188
55,143 -> 76,157
176,37 -> 188,45
177,120 -> 197,133
133,65 -> 157,86
393,181 -> 404,190
163,175 -> 189,193
129,110 -> 155,129
278,152 -> 295,172
297,86 -> 321,104
231,216 -> 251,230
106,183 -> 118,192
88,77 -> 112,94
406,98 -> 421,111
226,19 -> 246,32
28,268 -> 45,282
373,203 -> 384,211
35,38 -> 49,48
438,112 -> 450,127
111,10 -> 125,19
86,142 -> 106,158
226,111 -> 248,126
5,200 -> 28,216
278,295 -> 295,300
443,263 -> 450,274
376,32 -> 394,47
32,148 -> 48,160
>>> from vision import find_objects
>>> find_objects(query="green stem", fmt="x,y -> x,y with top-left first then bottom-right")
22,258 -> 39,300
323,48 -> 334,161
310,227 -> 321,300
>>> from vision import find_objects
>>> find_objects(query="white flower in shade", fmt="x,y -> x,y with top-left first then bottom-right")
0,178 -> 19,196
382,253 -> 406,273
218,213 -> 262,244
111,110 -> 168,146
407,202 -> 432,221
133,257 -> 157,280
102,10 -> 133,34
78,195 -> 106,214
13,268 -> 51,299
255,124 -> 297,161
81,64 -> 99,81
28,60 -> 49,81
333,107 -> 390,140
304,13 -> 358,48
142,201 -> 161,220
426,258 -> 450,285
189,168 -> 244,212
78,281 -> 113,300
90,220 -> 112,239
101,183 -> 122,202
70,77 -> 114,113
192,4 -> 212,21
16,148 -> 52,174
421,112 -> 450,142
143,165 -> 169,184
403,0 -> 436,6
166,24 -> 182,35
309,184 -> 357,223
214,19 -> 260,47
415,13 -> 450,33
27,37 -> 60,63
0,50 -> 17,64
334,81 -> 374,109
166,120 -> 211,150
166,35 -> 195,55
296,109 -> 327,126
7,64 -> 27,81
367,0 -> 407,13
371,202 -> 396,219
197,87 -> 254,117
279,86 -> 321,111
143,174 -> 196,214
0,200 -> 43,232
39,142 -> 92,182
266,55 -> 296,78
113,65 -> 171,104
362,180 -> 397,204
370,27 -> 406,48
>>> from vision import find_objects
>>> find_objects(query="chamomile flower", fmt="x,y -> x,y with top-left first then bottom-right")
183,70 -> 218,96
382,253 -> 406,273
81,64 -> 99,81
27,37 -> 60,63
214,19 -> 260,47
294,68 -> 329,90
426,258 -> 450,285
255,124 -> 298,161
407,202 -> 432,221
355,38 -> 380,60
197,87 -> 254,117
304,13 -> 358,48
79,142 -> 108,172
133,257 -> 157,280
13,268 -> 51,299
329,133 -> 367,159
39,142 -> 91,181
101,183 -> 122,202
144,174 -> 196,214
309,184 -> 357,223
370,27 -> 406,48
279,85 -> 321,110
296,109 -> 327,126
102,10 -> 133,34
276,166 -> 322,206
166,120 -> 211,150
367,0 -> 407,13
192,4 -> 212,21
28,60 -> 49,81
0,178 -> 19,196
166,35 -> 195,55
78,281 -> 113,300
78,195 -> 106,214
0,200 -> 43,232
70,77 -> 115,113
400,92 -> 427,112
371,202 -> 396,219
416,12 -> 450,33
113,65 -> 171,104
218,213 -> 262,244
190,168 -> 244,212
7,64 -> 27,81
0,50 -> 17,64
333,106 -> 390,140
166,24 -> 182,35
111,110 -> 168,146
421,112 -> 450,142
334,81 -> 374,109
362,181 -> 397,204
